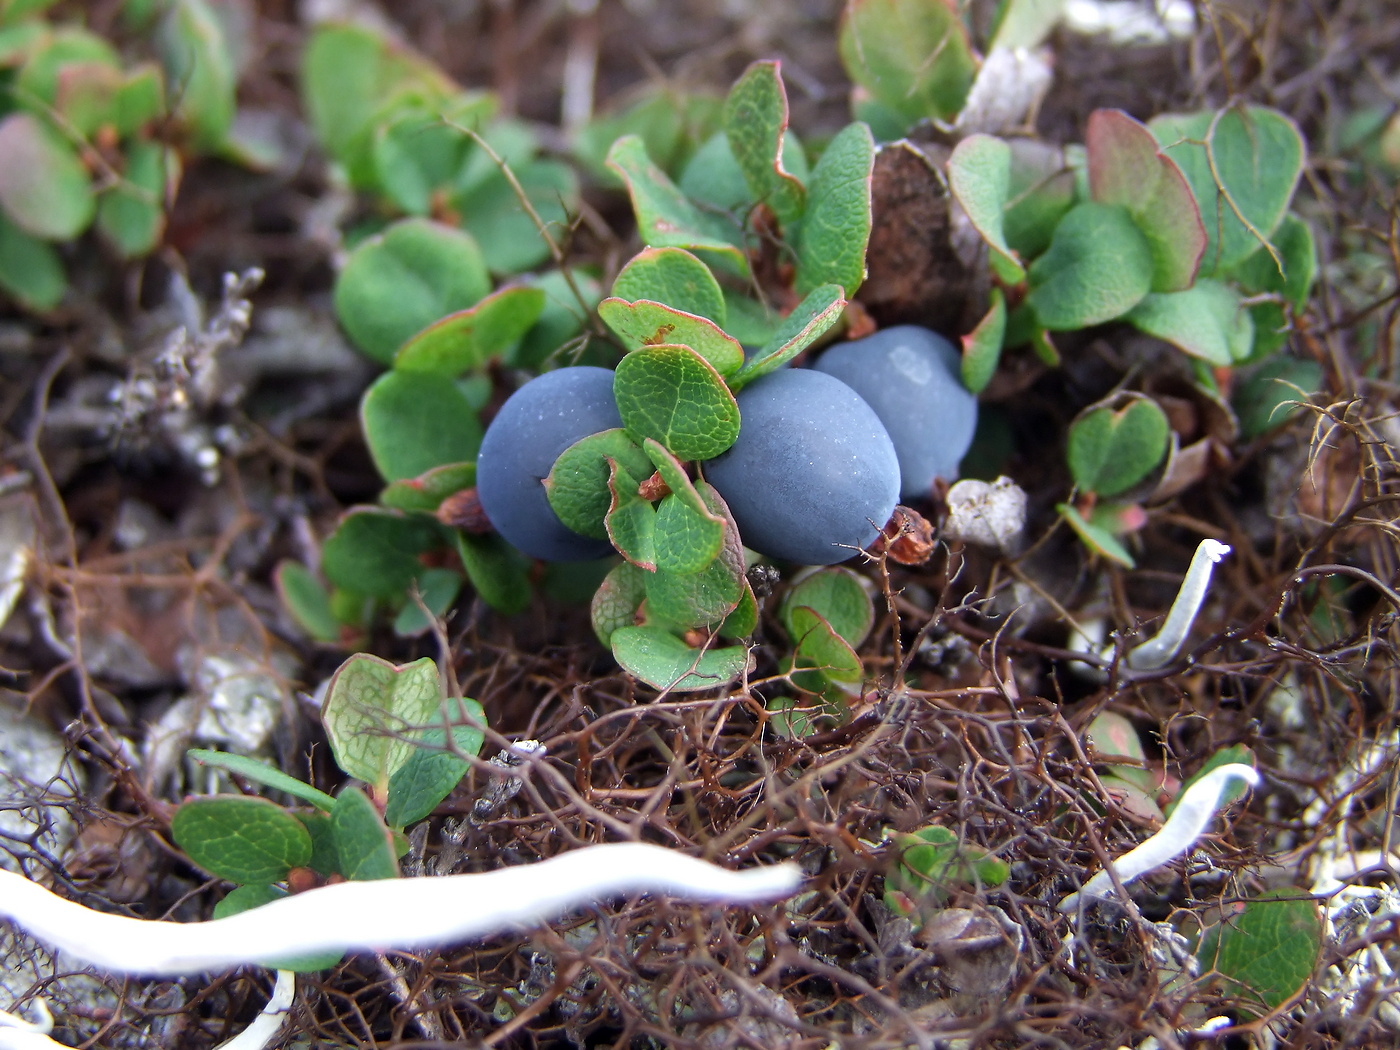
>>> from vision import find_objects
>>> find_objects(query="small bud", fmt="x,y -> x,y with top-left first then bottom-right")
437,488 -> 492,533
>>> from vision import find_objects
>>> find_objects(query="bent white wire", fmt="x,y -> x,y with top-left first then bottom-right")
1127,539 -> 1231,670
0,842 -> 800,976
1058,763 -> 1259,913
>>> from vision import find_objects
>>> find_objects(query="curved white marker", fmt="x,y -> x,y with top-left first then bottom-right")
1059,763 -> 1259,913
0,842 -> 800,976
1127,539 -> 1231,671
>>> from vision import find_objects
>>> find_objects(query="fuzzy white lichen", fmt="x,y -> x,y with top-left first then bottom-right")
1058,763 -> 1259,913
1127,539 -> 1232,671
0,842 -> 799,976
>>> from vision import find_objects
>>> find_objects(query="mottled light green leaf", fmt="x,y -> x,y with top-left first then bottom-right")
1198,889 -> 1322,1020
1150,106 -> 1305,277
613,344 -> 741,461
1127,279 -> 1254,366
947,134 -> 1025,284
598,298 -> 744,376
610,625 -> 751,692
392,285 -> 544,376
212,885 -> 344,972
171,796 -> 311,884
838,0 -> 976,126
723,59 -> 805,225
321,508 -> 447,597
795,121 -> 874,296
330,785 -> 399,881
334,218 -> 491,364
961,287 -> 1006,394
732,284 -> 846,387
0,112 -> 94,240
606,134 -> 747,272
14,28 -> 118,110
1026,202 -> 1154,330
322,654 -> 443,794
612,247 -> 726,324
591,560 -> 649,646
545,428 -> 652,540
360,371 -> 482,483
1067,395 -> 1169,497
1087,108 -> 1205,292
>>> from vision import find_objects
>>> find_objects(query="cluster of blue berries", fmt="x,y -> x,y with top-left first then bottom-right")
476,326 -> 977,567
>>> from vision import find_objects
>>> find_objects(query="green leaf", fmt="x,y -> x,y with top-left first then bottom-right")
1234,356 -> 1322,440
1026,202 -> 1154,330
321,507 -> 446,598
598,298 -> 744,376
300,22 -> 457,178
653,494 -> 724,575
610,625 -> 751,692
383,697 -> 486,827
1083,712 -> 1153,790
187,749 -> 337,812
212,885 -> 344,972
455,532 -> 531,615
766,695 -> 841,740
393,286 -> 546,375
1058,503 -> 1135,568
611,247 -> 726,324
886,824 -> 1009,909
1003,140 -> 1076,259
961,288 -> 1006,394
322,654 -> 443,794
370,98 -> 481,215
274,560 -> 341,643
947,134 -> 1026,284
157,0 -> 236,150
330,786 -> 399,881
680,129 -> 809,213
642,438 -> 713,516
1087,108 -> 1206,292
613,344 -> 741,461
838,0 -> 976,127
732,283 -> 846,387
380,462 -> 477,513
795,121 -> 874,296
334,218 -> 491,364
360,371 -> 483,483
591,560 -> 649,646
719,578 -> 759,640
171,796 -> 312,885
112,64 -> 167,138
0,211 -> 64,311
47,60 -> 123,139
510,268 -> 603,370
457,157 -> 580,276
1233,213 -> 1316,360
1197,889 -> 1322,1020
14,28 -> 119,110
789,606 -> 863,687
606,134 -> 747,272
1150,106 -> 1306,277
97,140 -> 175,258
989,0 -> 1067,49
1127,279 -> 1254,367
723,59 -> 805,226
391,567 -> 462,637
0,112 -> 94,240
573,86 -> 722,184
604,460 -> 657,571
1067,395 -> 1169,497
545,429 -> 653,540
643,482 -> 745,627
780,567 -> 875,649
